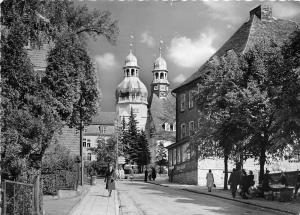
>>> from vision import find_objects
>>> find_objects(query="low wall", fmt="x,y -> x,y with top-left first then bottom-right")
173,170 -> 198,185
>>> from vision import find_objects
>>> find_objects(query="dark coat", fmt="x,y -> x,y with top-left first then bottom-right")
228,170 -> 241,191
262,173 -> 271,192
105,169 -> 116,190
151,168 -> 156,179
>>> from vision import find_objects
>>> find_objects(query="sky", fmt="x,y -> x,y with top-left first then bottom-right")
75,0 -> 300,111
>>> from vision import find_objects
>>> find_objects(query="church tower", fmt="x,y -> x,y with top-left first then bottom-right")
151,41 -> 170,98
116,46 -> 148,130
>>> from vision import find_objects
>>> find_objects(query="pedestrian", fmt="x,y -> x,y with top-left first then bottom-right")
206,169 -> 214,192
148,168 -> 152,181
248,170 -> 255,187
104,163 -> 116,197
152,167 -> 157,181
279,171 -> 288,187
228,168 -> 240,198
129,166 -> 134,181
240,169 -> 248,199
294,171 -> 300,198
144,168 -> 148,182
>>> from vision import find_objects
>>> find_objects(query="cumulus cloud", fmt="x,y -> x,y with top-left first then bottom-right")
140,31 -> 155,48
168,32 -> 216,68
95,53 -> 117,71
272,2 -> 300,19
173,74 -> 187,84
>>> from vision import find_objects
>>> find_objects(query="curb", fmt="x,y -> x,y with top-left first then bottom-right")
66,185 -> 91,215
147,181 -> 297,215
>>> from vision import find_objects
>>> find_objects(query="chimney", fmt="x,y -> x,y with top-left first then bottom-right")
250,4 -> 272,21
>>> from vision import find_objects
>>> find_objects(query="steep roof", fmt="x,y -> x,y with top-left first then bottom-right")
91,112 -> 116,125
173,7 -> 299,93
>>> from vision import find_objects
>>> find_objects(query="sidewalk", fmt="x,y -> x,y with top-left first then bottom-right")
69,179 -> 119,215
147,177 -> 300,215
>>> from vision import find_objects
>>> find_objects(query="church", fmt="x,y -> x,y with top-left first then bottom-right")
115,45 -> 176,163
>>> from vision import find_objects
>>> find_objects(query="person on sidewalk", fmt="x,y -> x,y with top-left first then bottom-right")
206,169 -> 214,192
228,168 -> 240,198
129,166 -> 134,181
152,167 -> 157,181
294,172 -> 300,198
104,164 -> 116,197
240,169 -> 248,199
144,168 -> 148,182
279,171 -> 288,187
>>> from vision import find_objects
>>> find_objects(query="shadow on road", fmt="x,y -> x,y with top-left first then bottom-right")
118,181 -> 283,215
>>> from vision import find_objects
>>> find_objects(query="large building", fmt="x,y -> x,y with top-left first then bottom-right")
116,49 -> 148,130
83,112 -> 116,161
167,4 -> 300,186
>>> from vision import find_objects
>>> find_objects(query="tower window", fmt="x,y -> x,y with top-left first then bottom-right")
131,69 -> 135,76
154,86 -> 158,90
155,73 -> 159,79
160,72 -> 164,79
126,69 -> 129,77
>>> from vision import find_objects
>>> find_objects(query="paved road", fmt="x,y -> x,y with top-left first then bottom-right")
117,181 -> 288,215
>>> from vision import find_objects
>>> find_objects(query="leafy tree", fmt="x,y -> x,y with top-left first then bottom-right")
155,142 -> 168,174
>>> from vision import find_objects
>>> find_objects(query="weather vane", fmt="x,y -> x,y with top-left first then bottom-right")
129,35 -> 134,53
159,40 -> 163,57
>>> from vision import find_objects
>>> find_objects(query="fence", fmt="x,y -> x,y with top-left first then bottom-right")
42,170 -> 78,195
2,180 -> 35,215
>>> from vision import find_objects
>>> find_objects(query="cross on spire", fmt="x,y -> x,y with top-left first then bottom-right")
130,35 -> 134,53
159,40 -> 163,57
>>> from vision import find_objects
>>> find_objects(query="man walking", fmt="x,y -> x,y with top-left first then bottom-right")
228,168 -> 240,198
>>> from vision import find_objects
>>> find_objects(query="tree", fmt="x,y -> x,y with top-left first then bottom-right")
155,142 -> 168,174
137,130 -> 151,172
195,37 -> 300,186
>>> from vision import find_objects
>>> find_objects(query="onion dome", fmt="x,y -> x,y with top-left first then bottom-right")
116,77 -> 148,103
125,50 -> 138,67
153,56 -> 167,71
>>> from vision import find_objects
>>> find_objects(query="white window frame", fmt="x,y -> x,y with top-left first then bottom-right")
87,139 -> 91,148
189,121 -> 194,136
83,138 -> 87,147
180,94 -> 186,111
165,123 -> 170,131
189,90 -> 194,109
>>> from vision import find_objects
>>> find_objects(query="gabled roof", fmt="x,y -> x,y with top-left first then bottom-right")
173,7 -> 299,93
91,112 -> 116,125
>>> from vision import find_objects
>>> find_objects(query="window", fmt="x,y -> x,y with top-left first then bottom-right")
176,147 -> 180,164
83,138 -> 86,147
173,123 -> 176,131
131,69 -> 135,76
170,124 -> 173,131
100,126 -> 107,134
87,139 -> 91,148
160,85 -> 165,90
154,85 -> 158,90
84,127 -> 87,133
165,123 -> 170,131
197,83 -> 201,93
180,94 -> 186,111
132,108 -> 139,113
189,121 -> 194,136
189,91 -> 194,108
181,123 -> 186,139
87,153 -> 92,161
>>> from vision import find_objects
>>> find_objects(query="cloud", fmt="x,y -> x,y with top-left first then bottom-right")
140,31 -> 155,48
173,74 -> 187,84
168,31 -> 216,68
202,1 -> 245,24
95,53 -> 117,71
272,2 -> 300,19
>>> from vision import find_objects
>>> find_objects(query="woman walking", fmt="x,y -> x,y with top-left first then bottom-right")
206,169 -> 214,192
105,164 -> 116,197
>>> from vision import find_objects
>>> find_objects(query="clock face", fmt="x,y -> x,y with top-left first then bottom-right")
160,85 -> 165,90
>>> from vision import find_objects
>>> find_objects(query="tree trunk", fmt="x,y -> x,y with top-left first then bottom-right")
224,154 -> 228,190
259,145 -> 266,184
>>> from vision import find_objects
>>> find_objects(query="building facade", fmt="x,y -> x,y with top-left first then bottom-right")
116,50 -> 148,130
83,112 -> 115,161
168,4 -> 300,186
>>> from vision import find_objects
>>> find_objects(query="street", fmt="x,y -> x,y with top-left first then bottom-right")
118,181 -> 288,215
